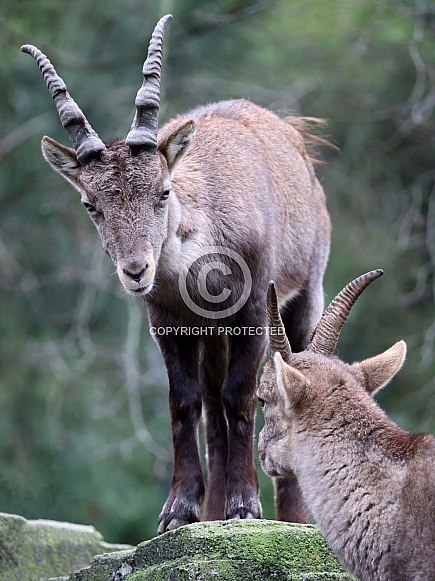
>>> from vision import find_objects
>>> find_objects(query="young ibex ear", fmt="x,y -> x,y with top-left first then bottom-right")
273,352 -> 311,414
159,120 -> 195,176
41,136 -> 83,193
351,340 -> 407,396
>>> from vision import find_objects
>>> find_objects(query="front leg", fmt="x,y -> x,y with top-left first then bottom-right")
200,334 -> 229,521
154,331 -> 205,534
222,331 -> 265,520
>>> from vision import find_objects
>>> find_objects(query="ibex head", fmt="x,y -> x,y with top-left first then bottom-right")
258,270 -> 407,477
22,15 -> 195,296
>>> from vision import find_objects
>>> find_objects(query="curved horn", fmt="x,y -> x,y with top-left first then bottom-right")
21,44 -> 105,165
125,14 -> 172,153
308,269 -> 384,356
267,281 -> 292,363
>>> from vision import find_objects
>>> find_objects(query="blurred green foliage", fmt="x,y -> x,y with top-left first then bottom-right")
0,0 -> 433,545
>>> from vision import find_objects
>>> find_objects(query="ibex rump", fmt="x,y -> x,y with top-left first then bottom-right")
259,271 -> 435,581
22,15 -> 330,533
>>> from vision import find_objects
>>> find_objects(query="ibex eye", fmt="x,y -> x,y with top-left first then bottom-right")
82,201 -> 96,212
160,189 -> 170,201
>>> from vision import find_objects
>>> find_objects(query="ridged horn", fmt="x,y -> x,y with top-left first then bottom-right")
125,14 -> 172,153
21,44 -> 105,165
308,269 -> 384,356
267,281 -> 292,363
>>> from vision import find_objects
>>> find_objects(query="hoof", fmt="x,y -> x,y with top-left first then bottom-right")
226,501 -> 262,521
158,516 -> 191,534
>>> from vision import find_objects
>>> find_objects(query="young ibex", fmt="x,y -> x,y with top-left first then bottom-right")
22,15 -> 330,533
258,270 -> 435,581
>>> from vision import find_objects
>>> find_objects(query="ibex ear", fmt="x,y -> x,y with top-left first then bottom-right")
351,340 -> 407,396
273,352 -> 311,414
159,120 -> 195,176
41,136 -> 83,193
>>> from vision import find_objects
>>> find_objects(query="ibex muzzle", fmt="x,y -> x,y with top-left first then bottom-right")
22,15 -> 331,533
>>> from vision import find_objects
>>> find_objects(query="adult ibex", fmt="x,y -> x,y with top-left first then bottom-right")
258,271 -> 435,581
22,15 -> 330,533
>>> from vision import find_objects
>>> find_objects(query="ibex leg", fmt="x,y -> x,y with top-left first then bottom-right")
222,332 -> 264,520
199,335 -> 229,521
156,333 -> 205,534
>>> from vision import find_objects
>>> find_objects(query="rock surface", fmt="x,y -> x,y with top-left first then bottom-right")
51,519 -> 355,580
0,512 -> 131,581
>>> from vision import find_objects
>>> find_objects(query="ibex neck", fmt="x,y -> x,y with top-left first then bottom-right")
156,189 -> 195,285
167,189 -> 183,240
297,422 -> 432,581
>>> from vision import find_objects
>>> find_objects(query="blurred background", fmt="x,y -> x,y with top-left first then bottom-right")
0,0 -> 434,545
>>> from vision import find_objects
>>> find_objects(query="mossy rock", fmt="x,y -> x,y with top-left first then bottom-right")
54,520 -> 354,580
0,512 -> 131,581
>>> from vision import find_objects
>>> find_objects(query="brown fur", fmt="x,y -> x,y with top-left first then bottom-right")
258,340 -> 435,581
40,93 -> 330,534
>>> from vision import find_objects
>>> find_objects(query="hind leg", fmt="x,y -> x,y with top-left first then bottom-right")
280,282 -> 324,352
274,281 -> 324,522
274,476 -> 310,523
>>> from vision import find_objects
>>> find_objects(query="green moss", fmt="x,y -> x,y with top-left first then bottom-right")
0,512 -> 132,581
57,520 -> 355,580
0,515 -> 355,580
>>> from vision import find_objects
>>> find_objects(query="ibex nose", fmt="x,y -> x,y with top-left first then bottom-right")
122,264 -> 148,282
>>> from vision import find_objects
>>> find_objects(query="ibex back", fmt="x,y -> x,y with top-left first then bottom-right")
22,15 -> 330,533
259,271 -> 435,581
